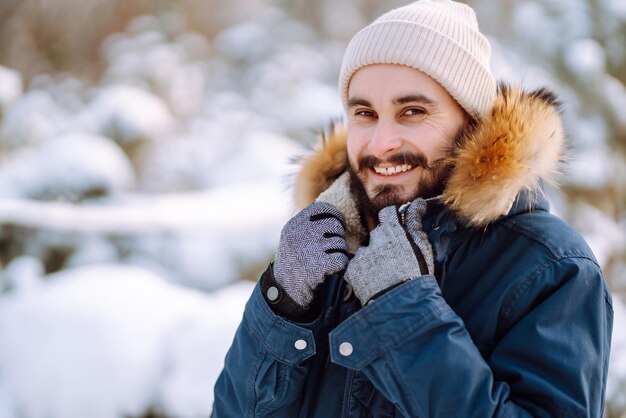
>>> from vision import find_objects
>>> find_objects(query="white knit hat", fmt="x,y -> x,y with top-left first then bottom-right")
339,0 -> 496,118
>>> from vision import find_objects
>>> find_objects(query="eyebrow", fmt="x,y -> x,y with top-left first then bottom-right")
347,97 -> 371,108
347,94 -> 436,108
393,94 -> 435,106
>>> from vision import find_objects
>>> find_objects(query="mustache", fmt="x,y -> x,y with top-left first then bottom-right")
357,152 -> 430,173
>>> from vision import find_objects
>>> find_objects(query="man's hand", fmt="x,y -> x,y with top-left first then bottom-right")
344,199 -> 434,306
273,202 -> 349,309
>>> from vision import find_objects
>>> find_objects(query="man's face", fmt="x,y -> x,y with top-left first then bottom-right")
346,64 -> 468,220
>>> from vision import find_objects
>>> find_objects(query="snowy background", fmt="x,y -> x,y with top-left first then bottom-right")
0,0 -> 624,417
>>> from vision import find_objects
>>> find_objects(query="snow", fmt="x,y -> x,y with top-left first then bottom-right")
608,295 -> 626,413
213,20 -> 270,62
0,89 -> 70,148
563,38 -> 606,79
563,144 -> 615,189
603,76 -> 626,127
0,0 -> 624,416
0,264 -> 255,418
88,85 -> 176,145
0,256 -> 45,293
0,66 -> 23,112
0,133 -> 135,200
511,2 -> 557,56
602,0 -> 626,20
0,180 -> 292,290
571,203 -> 626,269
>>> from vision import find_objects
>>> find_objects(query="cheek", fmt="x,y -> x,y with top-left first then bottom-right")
407,126 -> 453,160
422,141 -> 447,161
346,132 -> 366,165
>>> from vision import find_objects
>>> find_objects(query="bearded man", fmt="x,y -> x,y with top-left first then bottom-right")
212,1 -> 613,417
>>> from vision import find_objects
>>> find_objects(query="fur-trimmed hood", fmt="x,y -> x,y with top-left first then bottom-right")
293,85 -> 564,247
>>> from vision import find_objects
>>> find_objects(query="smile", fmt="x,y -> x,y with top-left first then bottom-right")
373,164 -> 413,176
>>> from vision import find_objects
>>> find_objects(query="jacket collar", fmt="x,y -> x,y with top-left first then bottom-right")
423,186 -> 551,234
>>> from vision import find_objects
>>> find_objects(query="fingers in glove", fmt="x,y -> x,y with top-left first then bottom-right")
377,205 -> 402,227
311,216 -> 346,240
306,202 -> 345,226
377,205 -> 430,275
304,203 -> 346,239
324,251 -> 349,274
405,198 -> 427,237
367,206 -> 403,245
322,234 -> 349,256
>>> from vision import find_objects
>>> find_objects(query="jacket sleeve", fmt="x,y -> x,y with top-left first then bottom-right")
328,257 -> 613,418
212,278 -> 321,418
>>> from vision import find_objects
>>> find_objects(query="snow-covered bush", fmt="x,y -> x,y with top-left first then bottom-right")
87,85 -> 177,147
0,133 -> 135,201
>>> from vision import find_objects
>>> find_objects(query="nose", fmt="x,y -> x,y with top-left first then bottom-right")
369,120 -> 403,159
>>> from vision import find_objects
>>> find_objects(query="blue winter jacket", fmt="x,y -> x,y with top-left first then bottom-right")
212,87 -> 613,417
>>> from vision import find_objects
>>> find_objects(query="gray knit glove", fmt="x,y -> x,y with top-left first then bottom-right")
274,202 -> 349,308
344,200 -> 434,306
404,198 -> 435,276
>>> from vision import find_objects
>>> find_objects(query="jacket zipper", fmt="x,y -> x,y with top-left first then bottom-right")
398,202 -> 411,226
397,202 -> 429,274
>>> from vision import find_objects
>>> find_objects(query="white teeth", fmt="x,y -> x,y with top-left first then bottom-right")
374,165 -> 413,176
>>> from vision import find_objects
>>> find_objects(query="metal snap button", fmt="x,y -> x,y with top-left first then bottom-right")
294,339 -> 307,350
266,286 -> 279,302
339,342 -> 353,356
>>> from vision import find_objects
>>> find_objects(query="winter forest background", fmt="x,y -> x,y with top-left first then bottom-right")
0,0 -> 624,417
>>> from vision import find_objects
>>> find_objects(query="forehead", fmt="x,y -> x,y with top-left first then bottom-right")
348,64 -> 452,104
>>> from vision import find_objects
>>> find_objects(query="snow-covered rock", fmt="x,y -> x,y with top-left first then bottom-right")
0,264 -> 255,418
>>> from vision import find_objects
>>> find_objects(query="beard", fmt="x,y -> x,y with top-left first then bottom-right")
347,152 -> 452,222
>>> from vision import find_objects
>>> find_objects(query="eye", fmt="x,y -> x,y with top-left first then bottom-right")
403,107 -> 426,117
354,109 -> 376,119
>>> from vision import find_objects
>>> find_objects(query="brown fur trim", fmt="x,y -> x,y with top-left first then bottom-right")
441,85 -> 564,226
293,85 -> 564,227
293,124 -> 349,210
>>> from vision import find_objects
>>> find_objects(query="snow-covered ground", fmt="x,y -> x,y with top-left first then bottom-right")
0,263 -> 255,418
